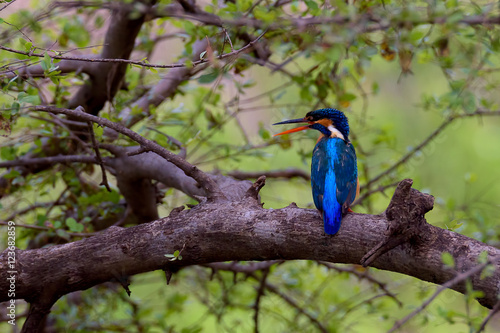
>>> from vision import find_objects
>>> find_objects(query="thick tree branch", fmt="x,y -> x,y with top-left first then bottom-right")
67,1 -> 157,115
32,106 -> 226,201
0,180 -> 498,333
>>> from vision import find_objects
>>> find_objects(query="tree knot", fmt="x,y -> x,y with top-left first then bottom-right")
361,179 -> 435,267
244,175 -> 266,201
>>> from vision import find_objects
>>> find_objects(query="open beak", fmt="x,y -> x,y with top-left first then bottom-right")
273,118 -> 312,136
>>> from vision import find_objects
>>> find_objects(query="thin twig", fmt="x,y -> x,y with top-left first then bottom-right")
204,261 -> 328,333
364,110 -> 500,190
253,269 -> 269,333
353,181 -> 399,207
0,155 -> 97,168
87,122 -> 111,192
0,221 -> 97,237
223,29 -> 234,52
0,31 -> 266,70
319,262 -> 403,307
388,262 -> 491,333
0,0 -> 18,12
2,201 -> 60,223
476,299 -> 500,333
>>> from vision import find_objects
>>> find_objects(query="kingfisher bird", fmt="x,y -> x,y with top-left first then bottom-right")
273,108 -> 358,235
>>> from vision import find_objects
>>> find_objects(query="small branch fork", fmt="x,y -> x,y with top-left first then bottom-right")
32,106 -> 226,201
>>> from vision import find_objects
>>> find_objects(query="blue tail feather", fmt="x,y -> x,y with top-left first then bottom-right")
323,197 -> 342,235
323,170 -> 342,235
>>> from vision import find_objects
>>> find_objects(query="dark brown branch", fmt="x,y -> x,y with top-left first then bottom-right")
253,269 -> 269,333
154,7 -> 500,30
228,168 -> 310,181
32,106 -> 225,201
0,155 -> 98,168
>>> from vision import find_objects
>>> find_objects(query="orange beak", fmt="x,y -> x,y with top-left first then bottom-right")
273,118 -> 313,136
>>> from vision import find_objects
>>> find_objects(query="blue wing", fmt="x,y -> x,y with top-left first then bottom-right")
311,137 -> 357,235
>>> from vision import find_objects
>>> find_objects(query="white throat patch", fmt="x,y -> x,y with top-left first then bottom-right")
328,125 -> 345,140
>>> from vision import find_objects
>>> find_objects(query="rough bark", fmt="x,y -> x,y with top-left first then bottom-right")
0,180 -> 499,332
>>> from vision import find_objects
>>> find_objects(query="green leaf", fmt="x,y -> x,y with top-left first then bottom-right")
11,102 -> 20,115
446,10 -> 464,24
56,229 -> 71,241
462,91 -> 476,113
198,71 -> 219,84
477,250 -> 489,264
41,52 -> 52,72
258,124 -> 270,140
304,0 -> 319,11
18,91 -> 40,105
441,252 -> 455,268
66,217 -> 84,232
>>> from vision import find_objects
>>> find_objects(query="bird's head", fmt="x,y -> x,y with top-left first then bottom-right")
273,108 -> 350,141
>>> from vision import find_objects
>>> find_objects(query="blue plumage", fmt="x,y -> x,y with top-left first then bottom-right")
273,108 -> 358,235
312,137 -> 357,235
